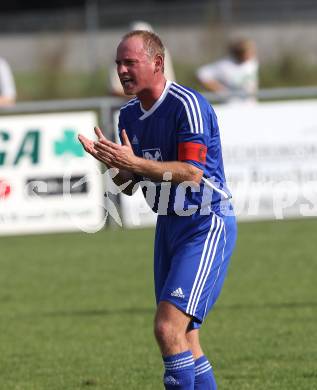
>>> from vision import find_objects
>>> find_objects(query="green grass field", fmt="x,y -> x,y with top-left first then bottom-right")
0,219 -> 316,389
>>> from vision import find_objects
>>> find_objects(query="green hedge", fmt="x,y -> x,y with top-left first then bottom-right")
14,57 -> 317,101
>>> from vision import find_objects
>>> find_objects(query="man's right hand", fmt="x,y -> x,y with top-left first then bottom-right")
78,127 -> 110,165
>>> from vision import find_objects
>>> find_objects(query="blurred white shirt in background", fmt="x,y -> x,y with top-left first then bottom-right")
0,57 -> 16,104
196,56 -> 259,100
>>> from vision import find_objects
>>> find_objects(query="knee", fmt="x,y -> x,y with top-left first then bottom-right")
154,317 -> 186,350
154,302 -> 190,353
154,318 -> 175,346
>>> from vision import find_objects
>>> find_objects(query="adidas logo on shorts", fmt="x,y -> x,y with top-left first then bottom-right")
171,287 -> 185,299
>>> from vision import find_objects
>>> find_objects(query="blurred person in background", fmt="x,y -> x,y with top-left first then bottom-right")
0,56 -> 16,106
196,38 -> 258,101
108,21 -> 176,97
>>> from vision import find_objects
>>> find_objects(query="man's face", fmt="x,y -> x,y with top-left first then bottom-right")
116,36 -> 156,96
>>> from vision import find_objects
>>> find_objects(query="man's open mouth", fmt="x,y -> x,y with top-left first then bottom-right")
121,77 -> 134,87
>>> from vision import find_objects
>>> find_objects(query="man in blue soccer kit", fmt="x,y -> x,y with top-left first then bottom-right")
79,30 -> 237,390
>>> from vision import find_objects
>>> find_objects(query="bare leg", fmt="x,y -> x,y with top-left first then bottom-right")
155,301 -> 196,389
154,301 -> 192,356
186,328 -> 217,389
186,329 -> 204,360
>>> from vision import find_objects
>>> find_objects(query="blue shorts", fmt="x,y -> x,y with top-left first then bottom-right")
154,204 -> 237,329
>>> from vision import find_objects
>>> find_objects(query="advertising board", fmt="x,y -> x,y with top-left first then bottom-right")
0,111 -> 105,235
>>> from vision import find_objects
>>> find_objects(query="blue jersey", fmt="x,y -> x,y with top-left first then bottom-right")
118,81 -> 231,215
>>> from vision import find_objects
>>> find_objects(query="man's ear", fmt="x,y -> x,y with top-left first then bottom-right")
154,54 -> 164,73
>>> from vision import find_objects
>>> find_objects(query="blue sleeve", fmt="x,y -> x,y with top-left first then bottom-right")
117,112 -> 123,144
117,111 -> 142,183
176,96 -> 211,172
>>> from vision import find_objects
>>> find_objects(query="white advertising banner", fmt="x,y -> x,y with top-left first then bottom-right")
114,99 -> 317,227
217,100 -> 317,220
0,111 -> 105,235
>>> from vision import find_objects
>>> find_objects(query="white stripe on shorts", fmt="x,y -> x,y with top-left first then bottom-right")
186,213 -> 224,317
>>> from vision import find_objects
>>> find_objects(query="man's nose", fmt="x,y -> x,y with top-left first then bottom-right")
117,63 -> 128,74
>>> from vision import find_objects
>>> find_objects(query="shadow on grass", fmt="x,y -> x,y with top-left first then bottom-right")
42,307 -> 155,318
217,301 -> 317,311
8,301 -> 317,320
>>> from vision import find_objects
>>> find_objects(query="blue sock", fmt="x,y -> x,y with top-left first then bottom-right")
194,355 -> 217,390
163,350 -> 195,389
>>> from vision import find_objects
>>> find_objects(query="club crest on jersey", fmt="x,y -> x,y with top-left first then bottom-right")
142,148 -> 162,161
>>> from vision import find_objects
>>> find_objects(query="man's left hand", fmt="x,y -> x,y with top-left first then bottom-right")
94,129 -> 137,171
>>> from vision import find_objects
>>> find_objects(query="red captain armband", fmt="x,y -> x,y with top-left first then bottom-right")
178,142 -> 207,164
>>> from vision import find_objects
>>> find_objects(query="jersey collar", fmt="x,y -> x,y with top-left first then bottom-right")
139,80 -> 172,121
